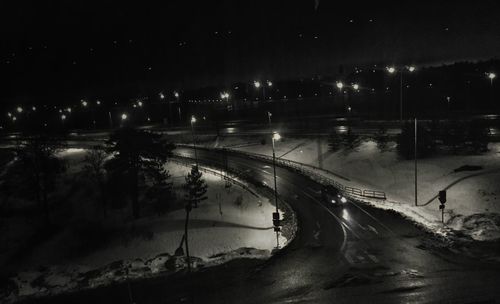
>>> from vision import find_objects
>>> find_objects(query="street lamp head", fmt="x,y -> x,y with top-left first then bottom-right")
386,66 -> 396,74
7,112 -> 12,117
159,92 -> 165,99
336,81 -> 344,90
408,66 -> 416,72
254,81 -> 261,88
61,114 -> 66,121
121,113 -> 128,120
272,132 -> 281,141
488,72 -> 496,80
267,80 -> 273,87
67,107 -> 72,113
352,83 -> 360,90
174,91 -> 180,98
96,100 -> 101,105
16,106 -> 23,113
137,101 -> 143,107
191,115 -> 197,124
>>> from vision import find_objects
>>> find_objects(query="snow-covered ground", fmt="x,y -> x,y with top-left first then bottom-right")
1,148 -> 294,303
205,135 -> 500,242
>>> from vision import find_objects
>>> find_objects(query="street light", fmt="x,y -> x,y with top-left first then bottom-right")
254,81 -> 261,88
190,115 -> 198,166
336,81 -> 344,90
488,72 -> 496,85
352,83 -> 360,91
137,101 -> 143,107
387,65 -> 416,121
220,92 -> 230,100
159,92 -> 165,100
271,130 -> 281,249
81,100 -> 88,107
61,114 -> 67,121
121,113 -> 128,120
174,91 -> 180,99
32,106 -> 36,111
16,106 -> 23,113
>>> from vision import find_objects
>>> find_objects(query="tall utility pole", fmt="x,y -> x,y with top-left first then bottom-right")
400,71 -> 404,122
414,118 -> 418,206
268,111 -> 280,249
191,116 -> 198,167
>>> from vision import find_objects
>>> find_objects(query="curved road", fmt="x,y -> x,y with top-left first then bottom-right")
24,146 -> 500,304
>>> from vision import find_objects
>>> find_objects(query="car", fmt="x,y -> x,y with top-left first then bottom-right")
321,185 -> 348,206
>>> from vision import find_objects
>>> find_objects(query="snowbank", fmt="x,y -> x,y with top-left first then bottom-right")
211,136 -> 500,241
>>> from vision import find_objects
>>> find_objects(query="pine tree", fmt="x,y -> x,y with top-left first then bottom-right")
182,165 -> 208,271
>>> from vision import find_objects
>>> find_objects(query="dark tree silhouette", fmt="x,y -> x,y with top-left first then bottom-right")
145,156 -> 174,215
374,126 -> 390,152
397,121 -> 435,159
82,146 -> 108,218
105,127 -> 175,219
182,165 -> 208,271
4,133 -> 66,225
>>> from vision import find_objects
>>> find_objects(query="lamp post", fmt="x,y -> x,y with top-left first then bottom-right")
488,72 -> 496,111
271,130 -> 281,249
254,80 -> 272,100
387,66 -> 416,121
191,115 -> 198,167
414,118 -> 418,206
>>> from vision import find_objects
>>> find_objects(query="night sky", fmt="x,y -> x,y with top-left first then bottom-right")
2,0 -> 500,105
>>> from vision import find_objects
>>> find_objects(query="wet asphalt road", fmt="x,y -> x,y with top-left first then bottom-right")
20,147 -> 500,304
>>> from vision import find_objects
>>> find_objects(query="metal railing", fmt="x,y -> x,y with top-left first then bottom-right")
174,144 -> 387,200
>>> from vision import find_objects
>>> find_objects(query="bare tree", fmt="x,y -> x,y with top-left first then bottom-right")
83,146 -> 108,218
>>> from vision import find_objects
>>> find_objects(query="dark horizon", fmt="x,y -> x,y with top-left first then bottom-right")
2,1 -> 500,105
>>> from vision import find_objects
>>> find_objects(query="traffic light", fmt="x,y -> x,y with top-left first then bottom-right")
272,212 -> 280,227
438,190 -> 446,204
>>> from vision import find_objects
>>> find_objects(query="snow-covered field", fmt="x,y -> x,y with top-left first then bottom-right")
1,148 -> 294,303
207,135 -> 500,241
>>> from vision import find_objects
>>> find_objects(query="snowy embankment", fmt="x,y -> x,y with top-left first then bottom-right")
208,136 -> 500,242
1,149 -> 295,303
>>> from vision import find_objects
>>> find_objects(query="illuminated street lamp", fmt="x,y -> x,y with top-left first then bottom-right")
254,80 -> 272,100
121,113 -> 128,120
32,106 -> 36,111
387,65 -> 416,121
96,100 -> 101,105
488,72 -> 496,85
190,115 -> 198,166
336,81 -> 344,90
16,106 -> 23,113
7,112 -> 12,118
137,101 -> 143,107
220,92 -> 230,101
271,129 -> 281,249
352,83 -> 360,91
174,91 -> 180,99
61,114 -> 67,121
67,107 -> 72,113
159,92 -> 165,99
81,100 -> 88,107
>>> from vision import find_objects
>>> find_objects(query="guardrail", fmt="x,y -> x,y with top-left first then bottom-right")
174,144 -> 387,200
169,157 -> 259,198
